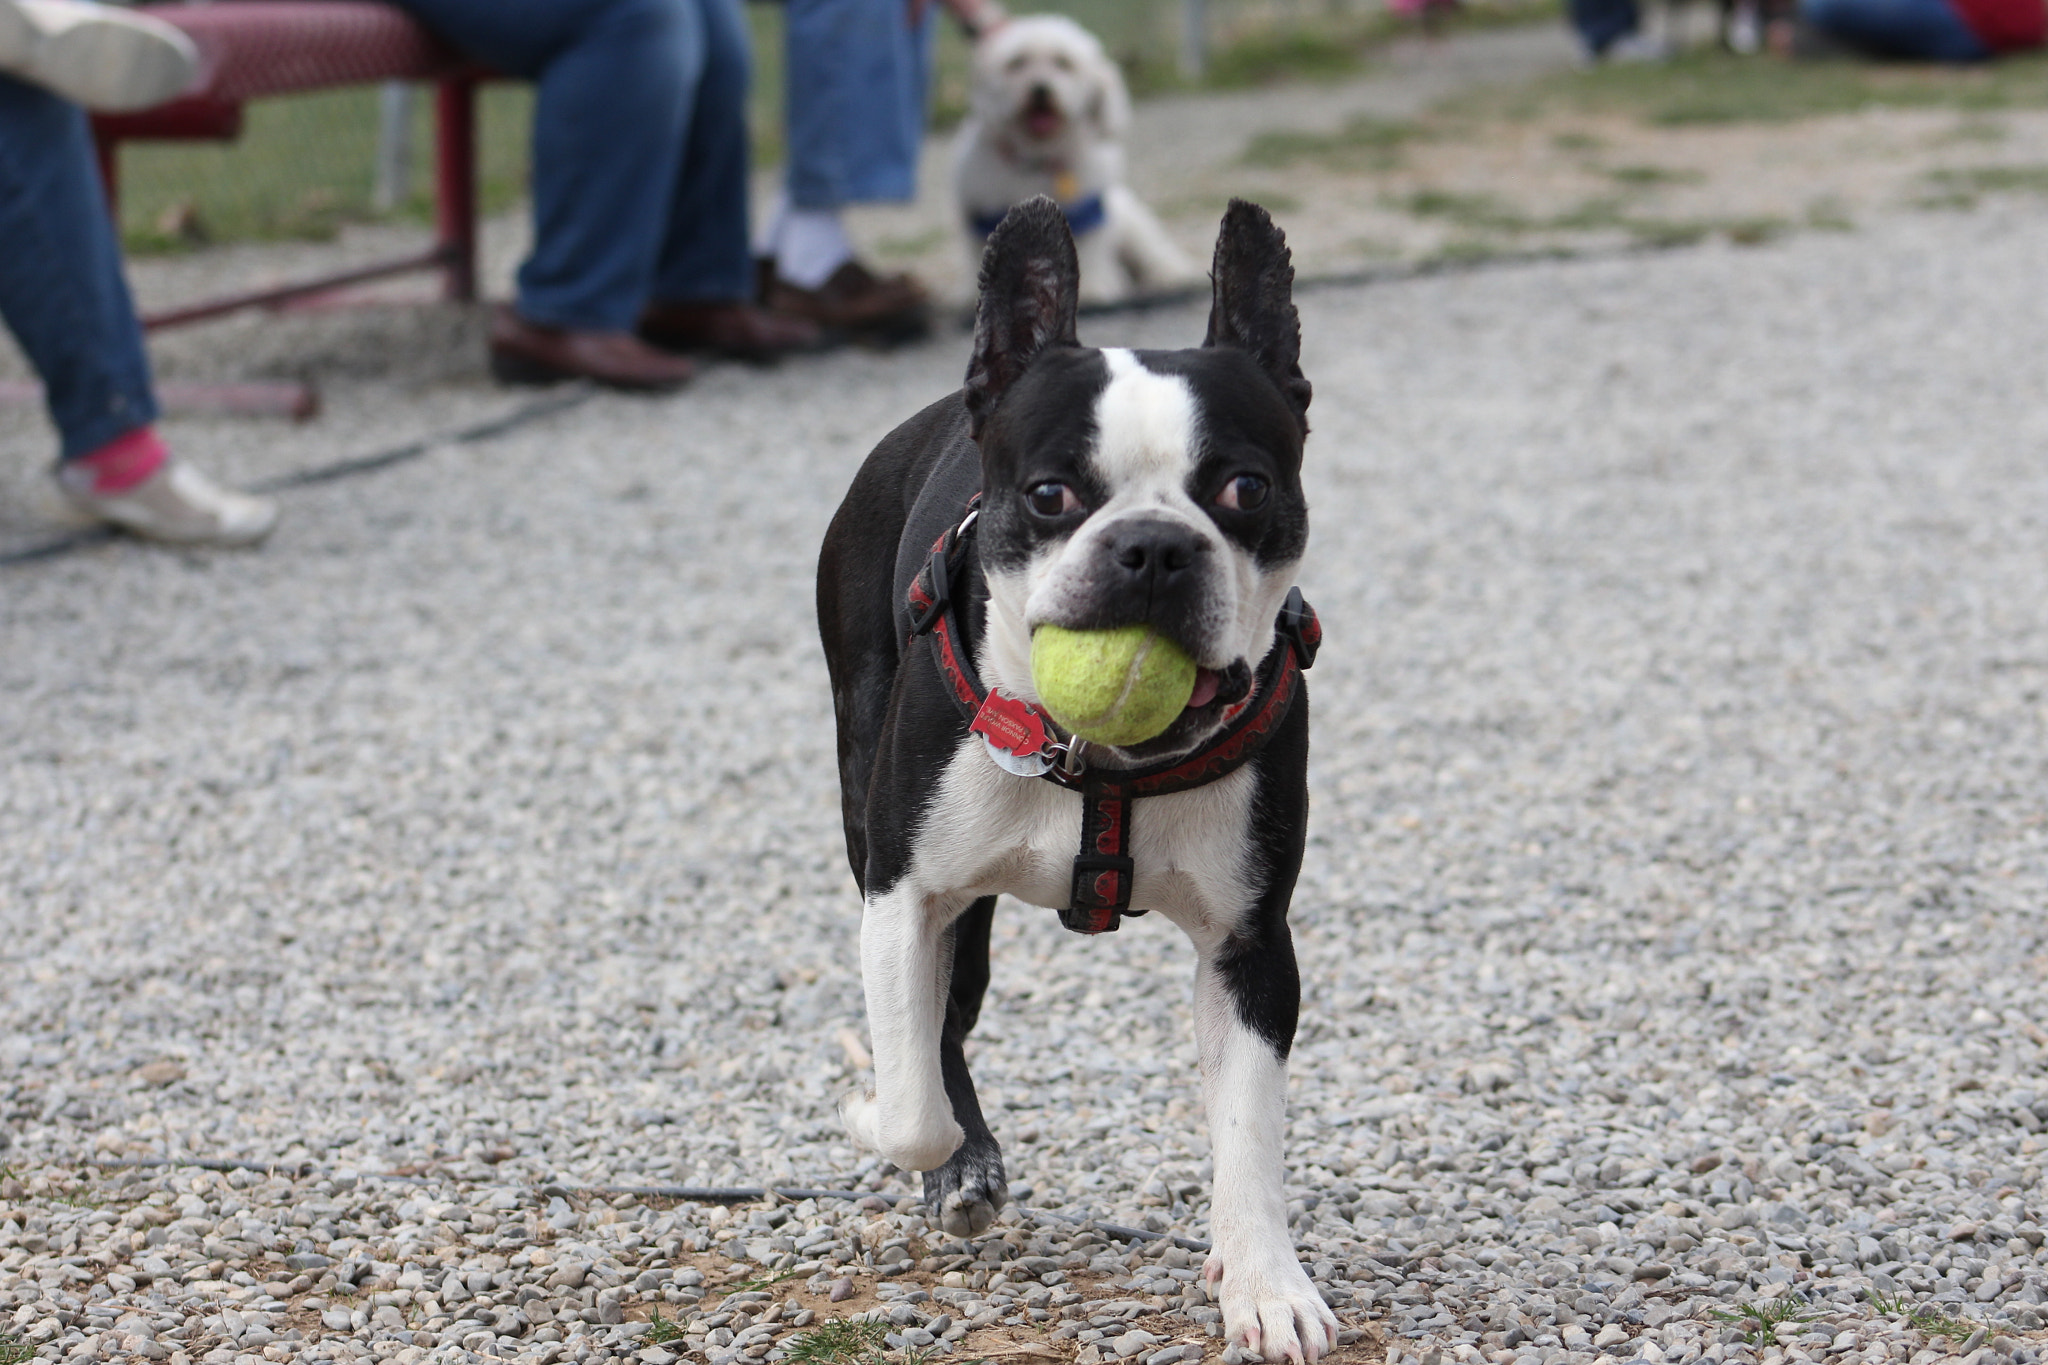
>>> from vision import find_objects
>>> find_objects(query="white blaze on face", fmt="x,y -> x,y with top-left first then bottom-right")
1091,348 -> 1201,498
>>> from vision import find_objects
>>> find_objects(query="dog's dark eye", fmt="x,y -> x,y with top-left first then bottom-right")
1216,474 -> 1269,512
1025,482 -> 1081,518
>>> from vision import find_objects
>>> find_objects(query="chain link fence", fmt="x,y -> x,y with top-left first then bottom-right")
111,0 -> 1488,255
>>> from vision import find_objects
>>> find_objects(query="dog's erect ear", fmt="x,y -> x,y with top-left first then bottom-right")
1204,199 -> 1311,429
965,196 -> 1081,439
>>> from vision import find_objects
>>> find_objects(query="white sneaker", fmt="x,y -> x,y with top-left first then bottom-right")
57,458 -> 279,547
0,0 -> 198,112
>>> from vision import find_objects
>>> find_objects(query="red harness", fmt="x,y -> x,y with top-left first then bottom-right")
906,496 -> 1321,935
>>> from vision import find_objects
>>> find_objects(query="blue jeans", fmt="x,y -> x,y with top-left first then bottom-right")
1568,0 -> 1642,52
1802,0 -> 1991,56
0,77 -> 158,462
784,0 -> 934,209
399,0 -> 754,330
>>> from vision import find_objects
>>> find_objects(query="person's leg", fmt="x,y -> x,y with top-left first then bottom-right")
1800,0 -> 1990,55
782,0 -> 932,212
1567,0 -> 1646,52
647,0 -> 751,305
0,75 -> 156,461
400,0 -> 698,331
760,0 -> 934,339
0,77 -> 275,544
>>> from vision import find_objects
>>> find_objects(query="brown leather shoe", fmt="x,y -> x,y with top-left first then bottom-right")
761,260 -> 933,346
637,300 -> 823,363
487,305 -> 695,392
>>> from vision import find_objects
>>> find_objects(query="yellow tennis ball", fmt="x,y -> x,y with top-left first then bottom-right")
1029,624 -> 1197,747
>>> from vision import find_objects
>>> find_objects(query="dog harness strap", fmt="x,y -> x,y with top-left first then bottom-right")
907,505 -> 1322,935
1062,775 -> 1136,933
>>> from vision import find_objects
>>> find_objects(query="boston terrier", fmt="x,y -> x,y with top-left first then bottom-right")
817,197 -> 1335,1362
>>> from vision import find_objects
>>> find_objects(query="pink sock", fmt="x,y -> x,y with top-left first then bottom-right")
75,427 -> 169,494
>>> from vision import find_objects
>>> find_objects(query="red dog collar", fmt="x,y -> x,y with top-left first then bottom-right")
906,496 -> 1321,934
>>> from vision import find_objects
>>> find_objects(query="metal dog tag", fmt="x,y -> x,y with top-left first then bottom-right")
971,691 -> 1053,778
983,736 -> 1053,778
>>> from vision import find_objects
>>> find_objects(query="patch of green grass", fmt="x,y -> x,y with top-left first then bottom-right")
1427,238 -> 1518,266
1605,163 -> 1705,187
1866,1291 -> 1977,1342
1806,197 -> 1855,231
1204,23 -> 1381,87
1552,130 -> 1606,152
1395,188 -> 1537,232
1121,0 -> 1562,95
1241,115 -> 1427,171
1389,186 -> 1782,250
1923,163 -> 2048,195
721,1267 -> 804,1295
0,1332 -> 32,1365
1942,116 -> 2009,143
785,1317 -> 894,1365
1708,1297 -> 1820,1345
1460,46 -> 2048,127
645,1309 -> 685,1345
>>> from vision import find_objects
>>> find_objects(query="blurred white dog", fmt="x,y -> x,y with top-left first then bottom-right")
952,14 -> 1199,304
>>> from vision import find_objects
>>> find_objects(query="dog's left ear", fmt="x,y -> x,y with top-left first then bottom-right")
1204,199 -> 1311,431
965,196 -> 1081,439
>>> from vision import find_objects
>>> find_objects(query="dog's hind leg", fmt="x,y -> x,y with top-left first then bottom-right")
925,895 -> 1009,1236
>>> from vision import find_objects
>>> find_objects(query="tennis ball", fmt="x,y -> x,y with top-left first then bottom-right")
1030,624 -> 1197,747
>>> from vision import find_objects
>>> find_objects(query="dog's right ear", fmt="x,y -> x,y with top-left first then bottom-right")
965,196 -> 1081,439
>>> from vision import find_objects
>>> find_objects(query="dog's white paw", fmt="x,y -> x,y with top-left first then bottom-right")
838,1089 -> 964,1172
1204,1248 -> 1340,1364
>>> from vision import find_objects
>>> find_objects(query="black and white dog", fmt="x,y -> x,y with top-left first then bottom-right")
817,197 -> 1336,1362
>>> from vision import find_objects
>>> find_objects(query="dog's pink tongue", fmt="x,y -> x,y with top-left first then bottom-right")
1025,109 -> 1062,137
1188,668 -> 1221,710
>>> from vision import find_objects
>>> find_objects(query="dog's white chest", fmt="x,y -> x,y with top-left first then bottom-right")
910,736 -> 1258,936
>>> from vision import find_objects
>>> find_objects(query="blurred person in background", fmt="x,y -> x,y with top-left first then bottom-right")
1794,0 -> 2042,58
757,0 -> 1007,344
1566,0 -> 1675,61
0,0 -> 278,546
397,0 -> 819,390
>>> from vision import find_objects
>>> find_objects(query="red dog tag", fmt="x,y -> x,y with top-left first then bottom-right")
971,691 -> 1048,758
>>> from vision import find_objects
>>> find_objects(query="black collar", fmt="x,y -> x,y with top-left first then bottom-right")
906,495 -> 1320,934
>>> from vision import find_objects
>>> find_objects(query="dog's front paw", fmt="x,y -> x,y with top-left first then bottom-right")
839,1089 -> 964,1172
1205,1249 -> 1339,1364
923,1140 -> 1008,1237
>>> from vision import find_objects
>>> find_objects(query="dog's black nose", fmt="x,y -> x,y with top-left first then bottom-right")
1108,517 -> 1202,590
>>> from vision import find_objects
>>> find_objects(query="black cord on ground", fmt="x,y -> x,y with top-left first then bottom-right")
80,1158 -> 1213,1253
0,387 -> 593,570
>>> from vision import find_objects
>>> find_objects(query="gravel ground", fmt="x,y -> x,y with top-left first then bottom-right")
6,189 -> 2048,1365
